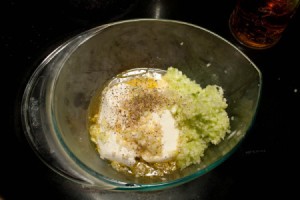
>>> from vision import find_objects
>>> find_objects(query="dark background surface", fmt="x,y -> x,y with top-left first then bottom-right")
1,0 -> 299,199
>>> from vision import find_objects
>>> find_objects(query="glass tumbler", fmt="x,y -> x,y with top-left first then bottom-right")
229,0 -> 299,49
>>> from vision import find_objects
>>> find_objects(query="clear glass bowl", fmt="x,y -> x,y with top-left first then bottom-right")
21,19 -> 262,191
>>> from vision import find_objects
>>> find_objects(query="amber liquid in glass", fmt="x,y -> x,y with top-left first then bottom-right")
229,0 -> 299,49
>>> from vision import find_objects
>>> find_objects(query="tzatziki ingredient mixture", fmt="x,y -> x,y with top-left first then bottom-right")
88,67 -> 230,177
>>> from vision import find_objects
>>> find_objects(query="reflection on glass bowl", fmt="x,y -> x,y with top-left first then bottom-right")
21,19 -> 262,191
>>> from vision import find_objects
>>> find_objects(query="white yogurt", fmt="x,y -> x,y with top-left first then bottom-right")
95,69 -> 179,167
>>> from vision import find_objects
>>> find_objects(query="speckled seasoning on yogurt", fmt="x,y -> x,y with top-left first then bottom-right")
88,67 -> 230,177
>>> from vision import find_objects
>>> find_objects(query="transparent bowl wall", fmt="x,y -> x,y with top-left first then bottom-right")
22,19 -> 262,191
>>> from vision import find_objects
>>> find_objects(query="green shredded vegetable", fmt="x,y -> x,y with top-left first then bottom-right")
163,67 -> 230,169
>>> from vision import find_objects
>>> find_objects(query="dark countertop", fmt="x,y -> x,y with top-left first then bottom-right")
1,0 -> 299,199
